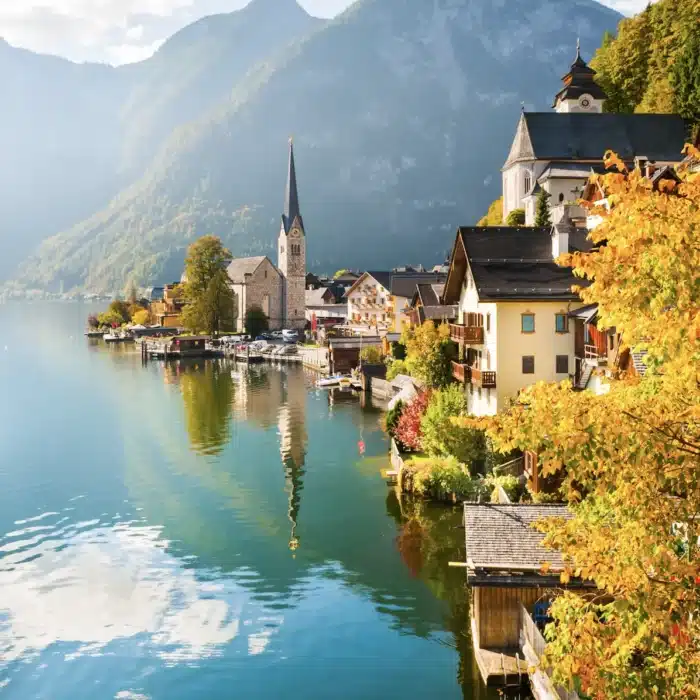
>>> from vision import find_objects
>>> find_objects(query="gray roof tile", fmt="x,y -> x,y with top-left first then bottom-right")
464,503 -> 572,572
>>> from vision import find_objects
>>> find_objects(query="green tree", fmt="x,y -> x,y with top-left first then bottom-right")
505,208 -> 525,226
670,27 -> 700,124
245,305 -> 269,338
477,196 -> 503,226
420,385 -> 486,468
402,322 -> 456,389
360,345 -> 382,364
181,235 -> 235,336
534,188 -> 552,227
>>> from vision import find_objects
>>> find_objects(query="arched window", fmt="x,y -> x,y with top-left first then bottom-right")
558,192 -> 564,203
524,172 -> 531,196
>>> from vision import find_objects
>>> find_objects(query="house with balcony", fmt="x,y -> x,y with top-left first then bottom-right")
345,270 -> 446,335
442,218 -> 589,416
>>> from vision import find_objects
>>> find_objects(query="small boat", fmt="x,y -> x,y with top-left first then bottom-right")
338,377 -> 353,389
84,330 -> 105,338
317,375 -> 344,388
103,333 -> 120,343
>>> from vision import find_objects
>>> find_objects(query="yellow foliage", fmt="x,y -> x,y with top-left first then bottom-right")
474,150 -> 700,698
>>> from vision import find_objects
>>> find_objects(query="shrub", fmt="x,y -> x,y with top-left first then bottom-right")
406,455 -> 489,500
394,391 -> 431,452
383,400 -> 403,439
506,208 -> 525,226
528,488 -> 562,504
360,345 -> 382,364
420,385 -> 487,468
401,322 -> 456,388
386,358 -> 409,380
245,305 -> 269,338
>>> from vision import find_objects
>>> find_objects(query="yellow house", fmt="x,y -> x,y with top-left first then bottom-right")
442,217 -> 589,416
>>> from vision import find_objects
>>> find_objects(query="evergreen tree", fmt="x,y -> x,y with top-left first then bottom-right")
670,27 -> 700,125
181,235 -> 235,336
534,188 -> 552,227
244,306 -> 269,339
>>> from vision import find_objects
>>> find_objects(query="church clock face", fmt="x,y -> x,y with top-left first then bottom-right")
290,227 -> 301,238
579,94 -> 592,109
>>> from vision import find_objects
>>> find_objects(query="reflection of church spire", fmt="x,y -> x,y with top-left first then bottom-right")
278,369 -> 307,552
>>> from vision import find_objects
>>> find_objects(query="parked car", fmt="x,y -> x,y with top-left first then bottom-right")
282,329 -> 299,343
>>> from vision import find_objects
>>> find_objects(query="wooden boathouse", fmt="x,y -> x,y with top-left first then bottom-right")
464,503 -> 589,698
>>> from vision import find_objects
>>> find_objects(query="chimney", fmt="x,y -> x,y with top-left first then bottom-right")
552,205 -> 575,258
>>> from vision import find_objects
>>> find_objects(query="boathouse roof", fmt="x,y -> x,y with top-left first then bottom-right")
464,503 -> 572,575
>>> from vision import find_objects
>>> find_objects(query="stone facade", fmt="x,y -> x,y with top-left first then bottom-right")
228,257 -> 284,332
278,215 -> 306,330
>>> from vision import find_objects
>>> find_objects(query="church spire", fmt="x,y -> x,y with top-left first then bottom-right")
282,137 -> 303,234
552,43 -> 607,113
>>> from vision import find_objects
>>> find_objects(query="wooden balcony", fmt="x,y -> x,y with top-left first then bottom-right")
451,361 -> 471,384
449,323 -> 484,345
470,367 -> 497,389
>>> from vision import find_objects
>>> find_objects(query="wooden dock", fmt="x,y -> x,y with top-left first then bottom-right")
472,619 -> 528,687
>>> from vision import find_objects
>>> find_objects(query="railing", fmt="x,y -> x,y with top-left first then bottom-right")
584,344 -> 599,359
471,368 -> 497,388
449,323 -> 484,344
451,361 -> 470,384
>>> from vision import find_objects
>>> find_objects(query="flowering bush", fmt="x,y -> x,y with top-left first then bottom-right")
394,391 -> 431,451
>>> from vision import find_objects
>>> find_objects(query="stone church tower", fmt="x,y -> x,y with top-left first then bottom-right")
278,139 -> 306,330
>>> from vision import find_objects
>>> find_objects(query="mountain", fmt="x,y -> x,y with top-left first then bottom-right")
0,40 -> 125,278
12,0 -> 622,293
0,0 -> 319,282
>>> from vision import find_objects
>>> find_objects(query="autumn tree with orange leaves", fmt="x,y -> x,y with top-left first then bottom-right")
477,147 -> 700,699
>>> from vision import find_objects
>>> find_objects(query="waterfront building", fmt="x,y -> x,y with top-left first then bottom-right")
305,287 -> 346,328
502,45 -> 688,226
345,270 -> 446,335
226,139 -> 308,332
442,218 -> 586,416
464,503 -> 592,692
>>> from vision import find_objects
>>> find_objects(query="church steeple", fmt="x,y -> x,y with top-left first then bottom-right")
282,138 -> 303,235
553,43 -> 607,113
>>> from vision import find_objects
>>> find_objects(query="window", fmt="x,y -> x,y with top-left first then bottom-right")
584,324 -> 591,344
558,192 -> 564,203
486,313 -> 491,332
524,172 -> 531,195
522,355 -> 535,374
556,355 -> 569,374
264,270 -> 268,279
521,313 -> 535,333
555,313 -> 568,333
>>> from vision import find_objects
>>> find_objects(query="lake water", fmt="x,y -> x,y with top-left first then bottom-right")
0,303 -> 502,699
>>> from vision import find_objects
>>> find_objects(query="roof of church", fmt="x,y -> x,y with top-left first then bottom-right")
282,139 -> 303,234
227,256 -> 279,283
538,162 -> 606,180
505,112 -> 689,168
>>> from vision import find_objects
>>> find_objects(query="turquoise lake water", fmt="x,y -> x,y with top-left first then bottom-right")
0,302 -> 503,699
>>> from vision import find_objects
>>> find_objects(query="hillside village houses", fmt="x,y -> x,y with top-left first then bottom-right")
443,45 -> 689,416
344,268 -> 448,335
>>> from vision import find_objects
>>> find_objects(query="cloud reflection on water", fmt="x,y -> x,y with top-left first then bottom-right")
0,519 -> 279,665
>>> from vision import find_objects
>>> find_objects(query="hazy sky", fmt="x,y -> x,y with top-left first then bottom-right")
0,0 -> 654,66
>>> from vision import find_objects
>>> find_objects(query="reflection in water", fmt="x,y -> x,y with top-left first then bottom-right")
279,368 -> 308,552
0,302 -> 508,699
389,496 -> 513,700
177,361 -> 233,456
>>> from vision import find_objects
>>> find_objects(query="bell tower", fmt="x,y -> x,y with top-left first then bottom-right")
553,41 -> 607,114
278,138 -> 307,330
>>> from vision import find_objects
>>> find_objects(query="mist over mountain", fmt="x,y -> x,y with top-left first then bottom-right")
5,0 -> 622,292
